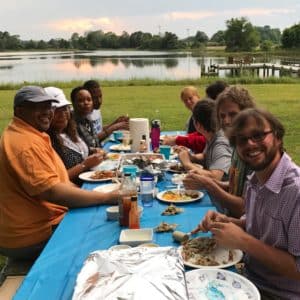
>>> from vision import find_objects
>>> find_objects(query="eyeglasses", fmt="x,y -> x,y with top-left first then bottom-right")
236,130 -> 273,145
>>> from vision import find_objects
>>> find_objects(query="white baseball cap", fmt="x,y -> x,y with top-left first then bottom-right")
44,87 -> 71,108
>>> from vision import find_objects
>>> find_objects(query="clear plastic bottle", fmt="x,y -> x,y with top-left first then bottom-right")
129,195 -> 140,229
140,172 -> 155,207
150,119 -> 160,152
119,173 -> 137,226
139,134 -> 147,153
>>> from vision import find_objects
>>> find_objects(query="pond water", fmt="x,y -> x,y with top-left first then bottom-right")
0,50 -> 291,84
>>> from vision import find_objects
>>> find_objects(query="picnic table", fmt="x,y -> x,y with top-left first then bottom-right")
13,132 -> 216,300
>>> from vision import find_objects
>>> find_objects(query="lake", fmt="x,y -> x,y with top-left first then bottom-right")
0,50 -> 292,84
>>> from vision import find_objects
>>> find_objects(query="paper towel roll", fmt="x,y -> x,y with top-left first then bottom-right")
129,118 -> 150,153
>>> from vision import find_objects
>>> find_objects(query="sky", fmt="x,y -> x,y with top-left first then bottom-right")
1,0 -> 299,40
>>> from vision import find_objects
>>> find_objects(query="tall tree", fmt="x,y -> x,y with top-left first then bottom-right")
194,31 -> 209,43
255,25 -> 281,44
224,17 -> 259,51
210,30 -> 225,45
282,23 -> 300,48
160,31 -> 179,49
129,31 -> 144,48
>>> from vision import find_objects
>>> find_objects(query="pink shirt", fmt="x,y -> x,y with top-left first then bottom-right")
244,153 -> 300,299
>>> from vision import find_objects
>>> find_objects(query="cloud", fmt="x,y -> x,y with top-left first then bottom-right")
164,11 -> 218,21
238,8 -> 295,16
164,7 -> 295,21
47,17 -> 116,34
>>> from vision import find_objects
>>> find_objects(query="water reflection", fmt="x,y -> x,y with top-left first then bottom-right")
72,57 -> 179,69
0,50 -> 298,84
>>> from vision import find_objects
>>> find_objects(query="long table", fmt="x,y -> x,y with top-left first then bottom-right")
14,132 -> 216,300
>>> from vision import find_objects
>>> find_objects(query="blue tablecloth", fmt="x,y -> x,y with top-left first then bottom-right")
14,131 -> 216,300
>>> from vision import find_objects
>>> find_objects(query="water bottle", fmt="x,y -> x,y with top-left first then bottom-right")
140,172 -> 155,207
150,119 -> 160,152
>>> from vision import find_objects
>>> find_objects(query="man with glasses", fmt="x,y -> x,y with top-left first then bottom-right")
195,108 -> 300,299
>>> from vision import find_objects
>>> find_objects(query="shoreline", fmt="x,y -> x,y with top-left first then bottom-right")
0,76 -> 299,90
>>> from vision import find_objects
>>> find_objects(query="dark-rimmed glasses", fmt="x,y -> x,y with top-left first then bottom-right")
236,130 -> 273,145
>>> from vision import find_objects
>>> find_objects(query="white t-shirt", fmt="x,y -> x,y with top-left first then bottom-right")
87,109 -> 103,134
60,133 -> 89,159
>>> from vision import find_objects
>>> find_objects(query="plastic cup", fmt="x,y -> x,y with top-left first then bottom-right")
122,165 -> 138,177
140,173 -> 155,207
113,131 -> 123,142
159,145 -> 171,160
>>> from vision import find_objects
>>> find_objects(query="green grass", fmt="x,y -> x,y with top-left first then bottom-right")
0,76 -> 299,90
1,83 -> 300,164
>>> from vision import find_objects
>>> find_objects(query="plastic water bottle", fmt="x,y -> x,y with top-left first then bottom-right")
140,172 -> 155,207
150,119 -> 160,152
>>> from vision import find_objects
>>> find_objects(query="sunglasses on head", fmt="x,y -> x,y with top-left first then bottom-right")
236,130 -> 273,145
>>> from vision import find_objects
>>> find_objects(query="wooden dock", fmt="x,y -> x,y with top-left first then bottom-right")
209,63 -> 300,77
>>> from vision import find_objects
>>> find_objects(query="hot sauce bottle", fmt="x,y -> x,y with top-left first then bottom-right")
129,195 -> 140,229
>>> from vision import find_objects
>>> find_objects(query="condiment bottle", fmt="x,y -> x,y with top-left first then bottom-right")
139,134 -> 147,153
119,173 -> 137,226
129,195 -> 140,229
150,119 -> 160,152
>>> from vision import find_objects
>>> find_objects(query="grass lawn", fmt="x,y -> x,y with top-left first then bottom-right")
1,83 -> 300,162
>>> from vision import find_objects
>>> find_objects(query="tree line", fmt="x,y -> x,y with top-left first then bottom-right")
0,18 -> 299,52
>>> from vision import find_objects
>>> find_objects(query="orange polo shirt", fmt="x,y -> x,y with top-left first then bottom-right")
0,117 -> 69,248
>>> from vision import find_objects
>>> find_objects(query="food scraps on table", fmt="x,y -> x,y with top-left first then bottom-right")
161,204 -> 184,216
154,222 -> 178,232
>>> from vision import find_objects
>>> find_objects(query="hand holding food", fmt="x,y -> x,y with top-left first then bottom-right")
83,153 -> 105,169
183,173 -> 207,190
191,210 -> 229,234
210,221 -> 247,250
162,135 -> 177,146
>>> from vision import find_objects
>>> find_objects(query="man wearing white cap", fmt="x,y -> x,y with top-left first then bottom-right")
0,86 -> 120,261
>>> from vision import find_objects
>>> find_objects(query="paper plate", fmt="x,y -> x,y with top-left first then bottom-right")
186,269 -> 260,300
93,183 -> 121,193
179,245 -> 243,269
90,159 -> 120,171
109,144 -> 131,152
156,189 -> 203,204
78,171 -> 115,182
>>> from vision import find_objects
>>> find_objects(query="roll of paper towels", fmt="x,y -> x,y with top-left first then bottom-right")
129,118 -> 150,152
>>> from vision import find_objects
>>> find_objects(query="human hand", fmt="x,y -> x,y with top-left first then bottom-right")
94,148 -> 107,156
178,149 -> 191,164
114,115 -> 129,124
191,210 -> 229,234
83,153 -> 104,169
162,135 -> 176,146
112,121 -> 129,131
183,172 -> 211,190
173,145 -> 189,153
210,221 -> 246,250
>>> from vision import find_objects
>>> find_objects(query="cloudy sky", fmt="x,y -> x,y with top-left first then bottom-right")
1,0 -> 299,40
